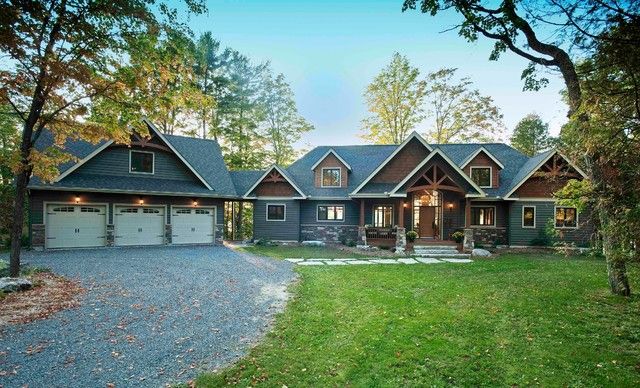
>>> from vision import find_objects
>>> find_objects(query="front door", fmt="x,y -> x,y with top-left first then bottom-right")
419,206 -> 436,238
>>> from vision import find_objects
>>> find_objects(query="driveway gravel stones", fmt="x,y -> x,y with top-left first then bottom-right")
0,246 -> 295,387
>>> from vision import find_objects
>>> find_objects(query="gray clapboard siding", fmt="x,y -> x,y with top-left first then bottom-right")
300,200 -> 359,225
75,146 -> 200,182
253,200 -> 300,241
508,201 -> 594,247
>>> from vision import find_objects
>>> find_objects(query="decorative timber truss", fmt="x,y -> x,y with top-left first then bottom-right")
406,165 -> 464,193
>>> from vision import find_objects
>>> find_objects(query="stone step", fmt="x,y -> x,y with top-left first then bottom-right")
413,249 -> 460,254
413,245 -> 459,250
413,253 -> 471,258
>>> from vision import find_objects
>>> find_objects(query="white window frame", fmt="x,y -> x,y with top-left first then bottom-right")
129,150 -> 155,175
372,204 -> 394,228
321,167 -> 342,188
522,205 -> 536,229
554,206 -> 579,229
469,166 -> 492,188
266,203 -> 287,222
316,204 -> 345,222
470,205 -> 497,227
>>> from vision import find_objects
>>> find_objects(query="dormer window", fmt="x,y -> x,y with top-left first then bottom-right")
470,166 -> 491,188
130,150 -> 154,174
321,168 -> 341,188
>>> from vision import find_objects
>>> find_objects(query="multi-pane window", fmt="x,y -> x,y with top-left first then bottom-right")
266,204 -> 286,221
130,151 -> 154,174
555,207 -> 577,228
470,207 -> 495,226
470,167 -> 491,187
373,205 -> 394,228
317,205 -> 344,221
321,168 -> 341,187
522,206 -> 536,228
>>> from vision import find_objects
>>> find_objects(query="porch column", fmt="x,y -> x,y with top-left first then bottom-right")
463,197 -> 474,252
398,200 -> 404,228
357,199 -> 367,247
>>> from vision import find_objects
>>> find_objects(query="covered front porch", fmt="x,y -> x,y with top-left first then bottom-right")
355,164 -> 479,252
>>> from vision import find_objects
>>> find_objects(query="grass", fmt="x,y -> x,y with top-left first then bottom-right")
197,253 -> 640,387
241,244 -> 369,259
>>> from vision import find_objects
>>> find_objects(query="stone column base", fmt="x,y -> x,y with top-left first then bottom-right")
357,226 -> 368,248
463,228 -> 474,252
106,224 -> 115,246
395,227 -> 406,255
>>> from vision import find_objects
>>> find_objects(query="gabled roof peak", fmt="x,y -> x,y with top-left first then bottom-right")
310,148 -> 352,171
242,164 -> 307,199
460,146 -> 505,169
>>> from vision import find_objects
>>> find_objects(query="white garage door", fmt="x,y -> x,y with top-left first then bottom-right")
171,207 -> 216,244
46,204 -> 107,249
114,206 -> 165,246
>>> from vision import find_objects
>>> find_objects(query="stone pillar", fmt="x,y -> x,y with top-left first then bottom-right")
106,224 -> 115,246
395,227 -> 406,255
463,228 -> 474,252
357,226 -> 368,248
31,224 -> 45,250
165,224 -> 172,244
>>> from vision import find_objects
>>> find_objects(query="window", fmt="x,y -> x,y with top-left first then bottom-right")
317,205 -> 344,221
522,206 -> 536,228
373,205 -> 394,228
143,208 -> 160,214
52,206 -> 75,212
470,167 -> 492,187
176,209 -> 191,214
120,208 -> 138,213
266,204 -> 286,221
130,150 -> 154,174
470,207 -> 495,226
321,168 -> 341,187
80,207 -> 101,213
555,206 -> 577,228
195,209 -> 211,215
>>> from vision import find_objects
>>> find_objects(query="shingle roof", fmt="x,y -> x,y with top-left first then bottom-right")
286,145 -> 397,197
229,170 -> 266,196
30,128 -> 237,197
501,149 -> 555,197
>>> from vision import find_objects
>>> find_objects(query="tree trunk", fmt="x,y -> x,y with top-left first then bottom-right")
9,168 -> 30,277
236,202 -> 244,241
600,209 -> 631,296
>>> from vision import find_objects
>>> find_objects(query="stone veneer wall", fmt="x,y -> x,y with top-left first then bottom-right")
301,224 -> 358,243
32,224 -> 45,249
472,227 -> 508,246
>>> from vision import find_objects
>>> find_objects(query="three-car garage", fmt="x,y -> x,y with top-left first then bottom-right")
43,202 -> 217,249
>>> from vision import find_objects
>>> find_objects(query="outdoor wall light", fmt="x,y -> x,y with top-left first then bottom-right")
193,199 -> 199,206
447,202 -> 454,211
74,194 -> 80,204
139,197 -> 144,205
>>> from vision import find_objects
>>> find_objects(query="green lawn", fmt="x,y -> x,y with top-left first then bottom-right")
198,254 -> 640,387
241,245 -> 369,259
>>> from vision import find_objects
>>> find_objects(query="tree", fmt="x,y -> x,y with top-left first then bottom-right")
361,52 -> 426,144
511,113 -> 553,156
216,52 -> 270,170
0,0 -> 204,277
260,73 -> 313,166
423,68 -> 504,143
402,0 -> 638,295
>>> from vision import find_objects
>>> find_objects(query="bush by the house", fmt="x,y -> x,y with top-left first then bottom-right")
406,231 -> 418,243
451,231 -> 465,244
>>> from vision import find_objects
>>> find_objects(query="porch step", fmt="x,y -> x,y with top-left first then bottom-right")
413,248 -> 460,254
413,245 -> 459,250
414,252 -> 471,259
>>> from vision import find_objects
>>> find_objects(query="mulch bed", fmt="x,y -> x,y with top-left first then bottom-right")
0,273 -> 84,326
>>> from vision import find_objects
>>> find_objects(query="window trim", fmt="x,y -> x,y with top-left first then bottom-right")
554,206 -> 579,229
320,167 -> 342,188
469,166 -> 492,188
372,204 -> 394,228
470,205 -> 497,227
316,204 -> 345,222
522,205 -> 536,229
129,150 -> 155,175
266,203 -> 287,222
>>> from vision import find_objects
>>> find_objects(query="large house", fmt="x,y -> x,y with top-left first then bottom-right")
28,119 -> 593,251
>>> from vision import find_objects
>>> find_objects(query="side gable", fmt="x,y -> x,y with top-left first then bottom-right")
244,166 -> 306,199
462,149 -> 503,188
312,151 -> 349,188
352,132 -> 432,194
505,151 -> 587,199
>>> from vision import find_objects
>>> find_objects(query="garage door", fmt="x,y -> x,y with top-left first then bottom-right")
114,206 -> 165,246
171,207 -> 216,244
46,204 -> 107,249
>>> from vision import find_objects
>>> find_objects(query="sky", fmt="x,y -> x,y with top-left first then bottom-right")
183,0 -> 569,147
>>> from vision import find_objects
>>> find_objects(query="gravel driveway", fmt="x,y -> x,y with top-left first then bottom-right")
0,245 -> 295,387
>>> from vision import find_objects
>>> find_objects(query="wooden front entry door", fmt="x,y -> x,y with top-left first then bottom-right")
419,206 -> 436,238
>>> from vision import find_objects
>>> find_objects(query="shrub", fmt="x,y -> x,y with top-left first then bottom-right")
406,231 -> 418,243
345,239 -> 356,247
451,231 -> 465,243
255,238 -> 277,247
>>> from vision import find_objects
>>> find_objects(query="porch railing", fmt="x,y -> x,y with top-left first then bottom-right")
365,227 -> 396,240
